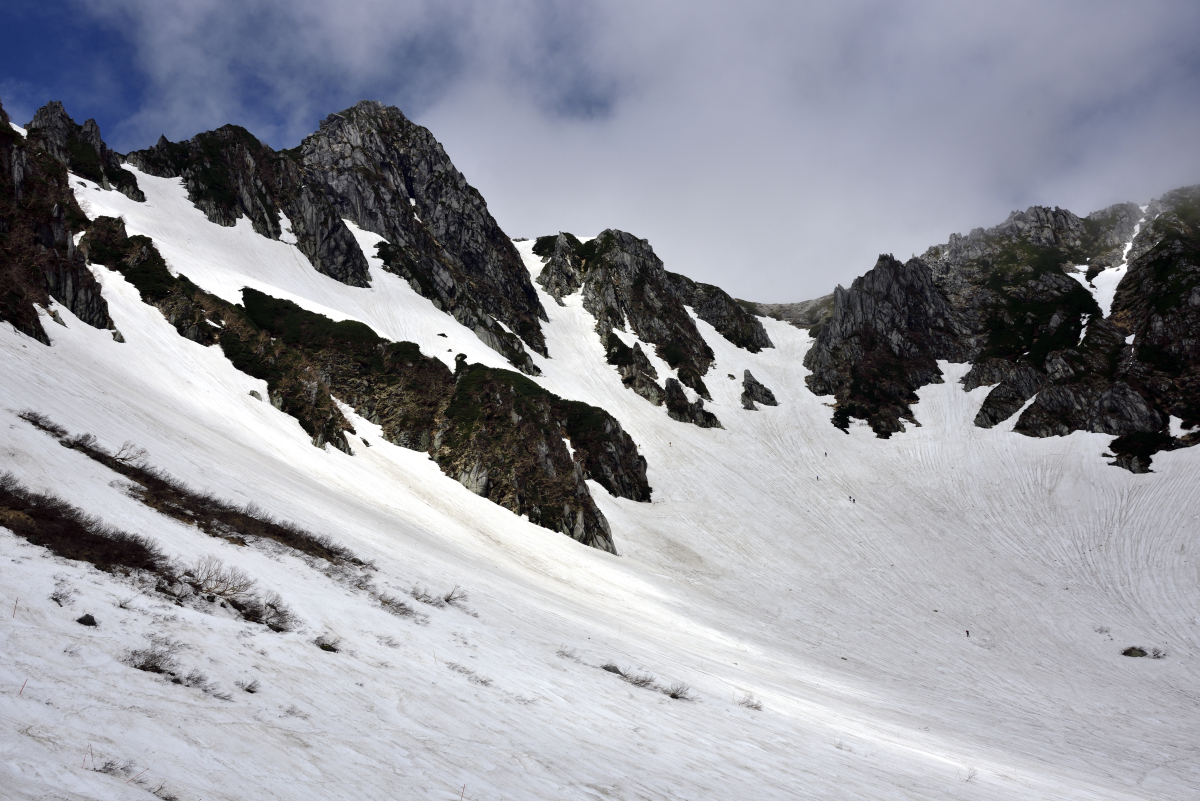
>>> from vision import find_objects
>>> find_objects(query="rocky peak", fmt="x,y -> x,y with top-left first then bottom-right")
804,254 -> 971,436
0,97 -> 117,343
535,228 -> 771,425
804,188 -> 1199,470
299,101 -> 549,372
747,294 -> 835,331
127,125 -> 371,289
26,102 -> 144,202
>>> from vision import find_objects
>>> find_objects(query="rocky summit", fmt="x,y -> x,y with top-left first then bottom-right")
794,195 -> 1200,471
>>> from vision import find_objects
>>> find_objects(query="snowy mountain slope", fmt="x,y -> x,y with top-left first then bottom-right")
3,166 -> 1200,798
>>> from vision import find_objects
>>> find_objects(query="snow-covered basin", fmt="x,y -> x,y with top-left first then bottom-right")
0,169 -> 1197,799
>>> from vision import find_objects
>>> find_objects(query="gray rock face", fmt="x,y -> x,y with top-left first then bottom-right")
1016,381 -> 1163,437
579,230 -> 717,399
535,228 -> 770,420
298,101 -> 548,373
603,332 -> 665,405
27,102 -> 144,201
804,254 -> 971,436
973,366 -> 1044,428
1109,185 -> 1200,445
666,273 -> 773,353
536,233 -> 585,304
800,192 -> 1198,470
127,127 -> 372,289
664,378 -> 722,428
0,99 -> 115,343
741,370 -> 778,410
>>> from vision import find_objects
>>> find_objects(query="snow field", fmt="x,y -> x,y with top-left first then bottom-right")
0,170 -> 1197,799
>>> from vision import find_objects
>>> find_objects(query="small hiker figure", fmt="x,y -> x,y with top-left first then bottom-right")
966,631 -> 970,637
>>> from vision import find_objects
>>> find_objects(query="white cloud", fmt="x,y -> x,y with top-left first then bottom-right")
77,0 -> 1200,300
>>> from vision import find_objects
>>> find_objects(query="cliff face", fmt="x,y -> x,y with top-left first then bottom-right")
804,197 -> 1199,470
535,229 -> 771,426
0,100 -> 119,343
128,101 -> 547,374
300,102 -> 548,372
804,255 -> 972,436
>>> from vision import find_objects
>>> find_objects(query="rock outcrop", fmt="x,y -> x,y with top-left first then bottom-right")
746,294 -> 835,330
741,370 -> 778,410
0,99 -> 116,343
26,102 -> 144,201
664,378 -> 722,428
297,101 -> 548,373
804,254 -> 972,436
803,195 -> 1198,470
127,126 -> 371,288
128,101 -> 547,374
535,229 -> 770,426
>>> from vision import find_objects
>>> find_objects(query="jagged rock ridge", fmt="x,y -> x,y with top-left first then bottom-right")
0,99 -> 121,344
744,294 -> 835,331
804,197 -> 1200,470
76,217 -> 648,551
534,230 -> 772,426
127,101 -> 547,375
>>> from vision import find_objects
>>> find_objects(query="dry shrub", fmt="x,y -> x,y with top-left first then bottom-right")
1,472 -> 164,573
190,555 -> 257,598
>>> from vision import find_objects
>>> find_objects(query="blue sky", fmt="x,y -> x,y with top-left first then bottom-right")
4,0 -> 1200,301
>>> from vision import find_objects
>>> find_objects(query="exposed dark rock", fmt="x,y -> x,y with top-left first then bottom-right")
0,99 -> 114,343
798,192 -> 1200,470
666,273 -> 773,353
603,330 -> 664,405
741,370 -> 778,410
804,254 -> 971,436
126,126 -> 371,288
1083,203 -> 1142,280
664,378 -> 722,428
973,366 -> 1044,428
434,363 -> 650,552
1110,185 -> 1200,430
534,229 -> 770,422
535,232 -> 586,304
76,614 -> 97,626
76,217 -> 649,550
297,101 -> 547,373
1015,381 -> 1163,437
26,102 -> 144,201
576,231 -> 717,400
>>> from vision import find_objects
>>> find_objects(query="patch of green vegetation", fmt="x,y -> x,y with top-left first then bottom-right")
659,341 -> 685,369
122,236 -> 177,302
65,131 -> 105,184
978,242 -> 1101,365
375,241 -> 435,295
604,332 -> 635,368
80,219 -> 176,302
242,288 -> 382,348
1137,342 -> 1184,373
532,235 -> 558,258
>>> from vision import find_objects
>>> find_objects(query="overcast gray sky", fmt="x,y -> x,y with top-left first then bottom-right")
8,0 -> 1200,301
